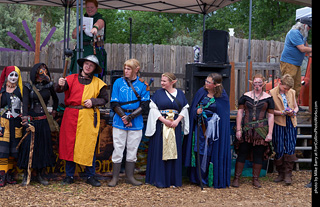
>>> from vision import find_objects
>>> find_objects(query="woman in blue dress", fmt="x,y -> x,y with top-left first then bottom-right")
145,72 -> 189,188
183,73 -> 231,188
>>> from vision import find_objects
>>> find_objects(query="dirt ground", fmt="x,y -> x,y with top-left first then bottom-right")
0,171 -> 312,207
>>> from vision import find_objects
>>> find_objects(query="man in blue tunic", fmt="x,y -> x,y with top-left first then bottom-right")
280,16 -> 312,100
108,59 -> 150,187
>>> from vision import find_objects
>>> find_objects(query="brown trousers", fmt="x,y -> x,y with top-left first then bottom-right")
280,61 -> 301,100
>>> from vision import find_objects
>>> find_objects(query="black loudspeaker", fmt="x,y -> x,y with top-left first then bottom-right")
185,63 -> 231,104
110,70 -> 123,94
203,29 -> 229,64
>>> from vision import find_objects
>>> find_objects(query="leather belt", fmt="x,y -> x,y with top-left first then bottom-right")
124,109 -> 135,113
67,105 -> 84,109
83,41 -> 93,46
9,114 -> 22,118
30,115 -> 47,121
67,105 -> 98,128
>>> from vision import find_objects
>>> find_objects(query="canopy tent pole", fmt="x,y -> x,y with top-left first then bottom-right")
202,11 -> 206,34
80,0 -> 84,59
247,0 -> 253,91
62,0 -> 75,69
129,17 -> 132,59
202,3 -> 207,63
76,0 -> 84,73
63,2 -> 67,68
76,0 -> 80,73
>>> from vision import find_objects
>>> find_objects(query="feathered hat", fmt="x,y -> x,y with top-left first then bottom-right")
0,66 -> 23,96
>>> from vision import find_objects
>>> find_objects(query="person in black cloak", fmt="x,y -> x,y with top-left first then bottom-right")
183,73 -> 231,188
17,63 -> 58,186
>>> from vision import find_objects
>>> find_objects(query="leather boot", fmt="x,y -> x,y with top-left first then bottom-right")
21,170 -> 28,186
283,154 -> 297,185
36,169 -> 49,186
108,163 -> 122,187
6,169 -> 17,184
0,170 -> 6,187
86,176 -> 101,187
62,176 -> 74,185
252,163 -> 262,188
232,162 -> 245,187
125,162 -> 142,186
273,156 -> 285,183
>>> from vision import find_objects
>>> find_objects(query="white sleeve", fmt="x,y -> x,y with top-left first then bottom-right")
179,103 -> 190,135
145,100 -> 162,137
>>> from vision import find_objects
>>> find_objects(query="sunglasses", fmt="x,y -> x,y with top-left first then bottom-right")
205,79 -> 214,84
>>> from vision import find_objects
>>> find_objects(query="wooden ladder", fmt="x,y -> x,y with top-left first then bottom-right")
295,123 -> 312,170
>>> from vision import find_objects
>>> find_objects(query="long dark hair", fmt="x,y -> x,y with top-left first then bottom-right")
206,73 -> 223,97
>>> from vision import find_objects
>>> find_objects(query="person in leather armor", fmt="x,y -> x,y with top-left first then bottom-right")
0,66 -> 23,187
17,63 -> 58,186
108,59 -> 150,187
233,74 -> 274,188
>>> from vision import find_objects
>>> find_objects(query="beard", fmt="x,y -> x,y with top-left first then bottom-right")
301,25 -> 309,39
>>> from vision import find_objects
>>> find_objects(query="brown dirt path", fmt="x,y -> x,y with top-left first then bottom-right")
0,171 -> 312,206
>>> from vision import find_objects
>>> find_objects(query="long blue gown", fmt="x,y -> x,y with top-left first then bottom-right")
183,87 -> 231,188
145,88 -> 188,188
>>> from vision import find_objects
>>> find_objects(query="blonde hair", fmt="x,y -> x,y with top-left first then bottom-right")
124,59 -> 140,70
162,72 -> 177,88
281,74 -> 294,88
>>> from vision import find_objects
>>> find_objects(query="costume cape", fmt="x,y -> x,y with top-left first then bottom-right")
183,87 -> 231,188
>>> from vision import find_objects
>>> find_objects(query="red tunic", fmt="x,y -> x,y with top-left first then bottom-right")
59,74 -> 106,166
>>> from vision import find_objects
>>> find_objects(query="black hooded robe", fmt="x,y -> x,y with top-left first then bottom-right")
17,63 -> 58,170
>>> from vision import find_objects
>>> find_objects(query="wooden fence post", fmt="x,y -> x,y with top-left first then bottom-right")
245,61 -> 253,91
34,20 -> 41,64
230,62 -> 235,110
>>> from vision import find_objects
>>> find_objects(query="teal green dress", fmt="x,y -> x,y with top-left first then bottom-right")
69,12 -> 107,77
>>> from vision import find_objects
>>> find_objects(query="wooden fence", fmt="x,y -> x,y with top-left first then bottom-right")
0,36 -> 284,107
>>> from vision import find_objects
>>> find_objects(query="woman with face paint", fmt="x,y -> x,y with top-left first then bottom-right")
17,63 -> 58,186
233,74 -> 274,188
0,66 -> 23,187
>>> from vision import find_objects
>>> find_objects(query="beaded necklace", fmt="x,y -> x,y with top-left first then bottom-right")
252,90 -> 263,121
